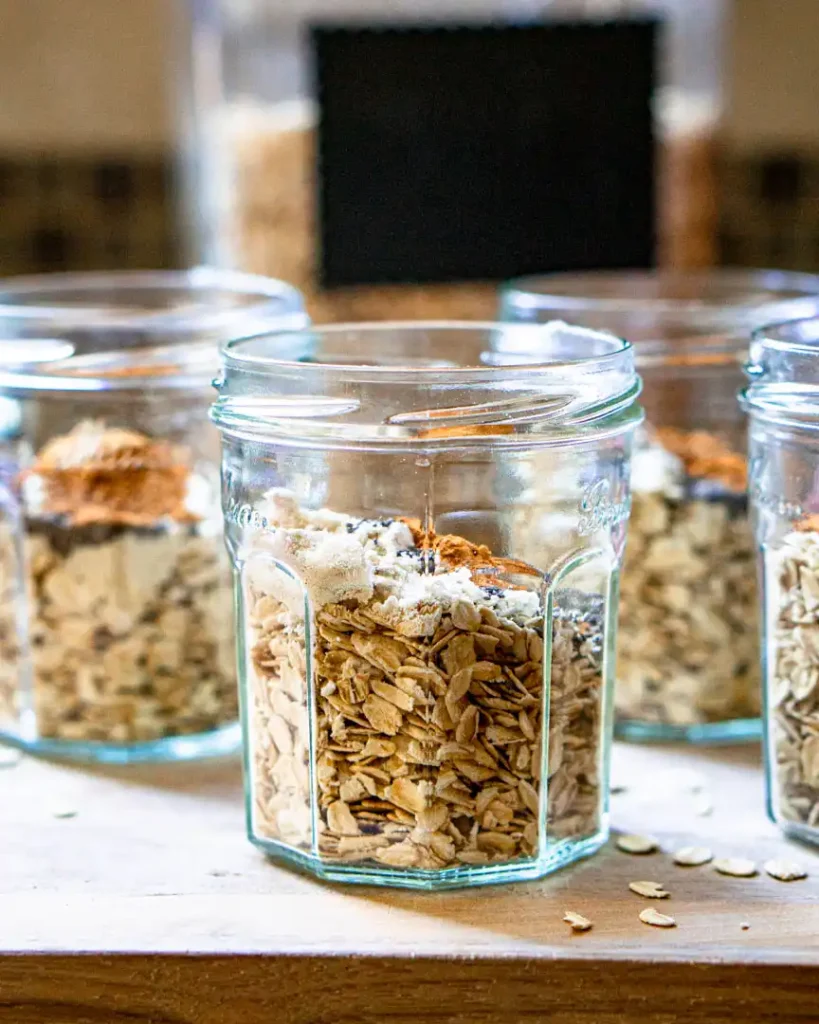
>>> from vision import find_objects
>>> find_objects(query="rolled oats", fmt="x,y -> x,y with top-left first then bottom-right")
210,102 -> 496,323
616,833 -> 659,855
0,421 -> 236,744
639,908 -> 676,928
713,857 -> 757,878
763,858 -> 807,882
244,491 -> 607,871
628,880 -> 670,898
766,529 -> 819,839
563,911 -> 593,932
617,428 -> 759,730
672,845 -> 713,867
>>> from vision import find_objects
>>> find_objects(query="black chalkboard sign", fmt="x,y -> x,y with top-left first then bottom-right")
312,19 -> 657,288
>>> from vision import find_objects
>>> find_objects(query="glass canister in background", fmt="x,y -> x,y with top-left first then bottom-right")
0,270 -> 306,762
181,0 -> 726,327
743,318 -> 819,845
542,0 -> 728,269
499,269 -> 819,742
212,322 -> 643,887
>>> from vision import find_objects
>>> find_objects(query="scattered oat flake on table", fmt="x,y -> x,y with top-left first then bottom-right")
51,806 -> 78,820
563,911 -> 593,932
764,859 -> 808,882
713,857 -> 757,878
0,746 -> 20,768
639,908 -> 676,928
616,833 -> 659,854
672,845 -> 713,867
629,880 -> 670,899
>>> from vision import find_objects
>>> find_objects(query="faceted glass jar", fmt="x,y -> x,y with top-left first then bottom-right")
499,269 -> 819,743
743,318 -> 819,846
0,269 -> 306,762
212,321 -> 643,888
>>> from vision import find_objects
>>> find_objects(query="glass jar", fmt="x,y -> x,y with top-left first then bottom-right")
499,269 -> 819,742
540,0 -> 728,269
181,0 -> 726,327
0,269 -> 307,762
212,320 -> 643,888
743,318 -> 819,846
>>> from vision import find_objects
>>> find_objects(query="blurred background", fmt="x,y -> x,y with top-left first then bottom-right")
0,0 -> 817,285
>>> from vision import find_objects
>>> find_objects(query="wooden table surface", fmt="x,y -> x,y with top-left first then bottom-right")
1,740 -> 817,1024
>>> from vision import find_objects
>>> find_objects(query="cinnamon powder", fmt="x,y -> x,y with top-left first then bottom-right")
401,518 -> 540,588
27,420 -> 197,527
655,427 -> 747,492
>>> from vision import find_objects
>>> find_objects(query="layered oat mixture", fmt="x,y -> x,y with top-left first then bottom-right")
767,524 -> 819,835
617,428 -> 759,729
245,490 -> 605,870
0,421 -> 236,743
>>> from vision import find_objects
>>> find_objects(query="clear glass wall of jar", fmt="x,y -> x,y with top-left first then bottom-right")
0,269 -> 306,762
499,270 -> 819,743
212,321 -> 643,888
743,318 -> 819,846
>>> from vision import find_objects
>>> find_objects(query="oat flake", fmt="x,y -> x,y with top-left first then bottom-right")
763,858 -> 808,882
672,845 -> 713,867
713,857 -> 757,878
0,746 -> 20,768
639,908 -> 676,928
616,833 -> 659,855
563,911 -> 593,932
629,880 -> 670,899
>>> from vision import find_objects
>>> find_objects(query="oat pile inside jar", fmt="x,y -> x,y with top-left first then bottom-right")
244,490 -> 604,870
617,427 -> 759,728
766,515 -> 819,835
0,420 -> 236,742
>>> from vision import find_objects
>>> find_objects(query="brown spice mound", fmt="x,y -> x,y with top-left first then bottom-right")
655,427 -> 747,492
796,514 -> 819,533
401,519 -> 540,588
27,420 -> 196,527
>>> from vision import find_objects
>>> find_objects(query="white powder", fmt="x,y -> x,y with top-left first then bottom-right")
631,442 -> 684,499
249,491 -> 544,625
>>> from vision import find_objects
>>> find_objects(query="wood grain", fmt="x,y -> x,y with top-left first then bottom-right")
0,742 -> 817,1022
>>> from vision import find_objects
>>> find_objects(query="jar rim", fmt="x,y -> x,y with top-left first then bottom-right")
740,382 -> 819,430
219,320 -> 632,376
744,316 -> 819,427
212,320 -> 643,450
501,268 -> 819,361
0,268 -> 307,393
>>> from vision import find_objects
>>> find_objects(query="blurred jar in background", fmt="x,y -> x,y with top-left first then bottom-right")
0,269 -> 306,762
180,0 -> 728,328
499,269 -> 819,742
546,0 -> 728,269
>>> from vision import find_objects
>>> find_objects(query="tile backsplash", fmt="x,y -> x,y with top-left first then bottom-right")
0,148 -> 817,278
0,156 -> 176,276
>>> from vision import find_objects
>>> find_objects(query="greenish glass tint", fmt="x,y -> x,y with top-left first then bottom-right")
0,269 -> 306,763
214,321 -> 642,888
500,270 -> 819,745
743,317 -> 819,846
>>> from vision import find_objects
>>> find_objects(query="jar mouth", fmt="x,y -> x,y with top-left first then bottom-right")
0,268 -> 308,393
500,269 -> 819,363
213,320 -> 643,449
220,320 -> 631,375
